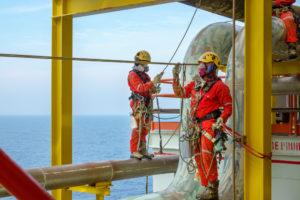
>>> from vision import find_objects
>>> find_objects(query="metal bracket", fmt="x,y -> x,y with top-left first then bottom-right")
68,182 -> 111,200
235,135 -> 247,145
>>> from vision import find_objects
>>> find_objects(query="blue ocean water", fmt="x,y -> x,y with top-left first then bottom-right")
0,116 -> 152,200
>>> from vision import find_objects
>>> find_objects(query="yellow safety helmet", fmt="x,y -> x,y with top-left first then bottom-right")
198,52 -> 226,72
135,50 -> 151,63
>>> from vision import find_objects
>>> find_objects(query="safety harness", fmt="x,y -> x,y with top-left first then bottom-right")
129,69 -> 151,104
128,69 -> 153,153
195,108 -> 226,145
188,78 -> 228,170
196,109 -> 221,123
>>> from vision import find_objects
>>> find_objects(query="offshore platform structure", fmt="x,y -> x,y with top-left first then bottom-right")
50,1 -> 299,199
50,0 -> 298,199
0,0 -> 299,200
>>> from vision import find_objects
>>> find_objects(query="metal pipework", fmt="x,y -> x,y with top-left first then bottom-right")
184,0 -> 300,20
184,0 -> 244,20
272,75 -> 300,95
0,156 -> 178,198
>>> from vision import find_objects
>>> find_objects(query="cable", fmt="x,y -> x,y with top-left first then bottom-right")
162,7 -> 198,72
176,65 -> 198,172
145,176 -> 149,194
232,0 -> 237,199
155,97 -> 163,154
222,125 -> 272,160
0,53 -> 198,66
151,7 -> 198,155
161,123 -> 180,149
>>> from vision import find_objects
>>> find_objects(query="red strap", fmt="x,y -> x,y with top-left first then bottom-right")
222,125 -> 272,160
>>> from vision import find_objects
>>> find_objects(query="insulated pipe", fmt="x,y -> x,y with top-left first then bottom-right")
0,156 -> 178,198
184,0 -> 300,21
272,75 -> 300,95
184,0 -> 244,20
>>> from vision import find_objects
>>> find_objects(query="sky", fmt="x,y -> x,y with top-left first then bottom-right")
0,0 -> 299,116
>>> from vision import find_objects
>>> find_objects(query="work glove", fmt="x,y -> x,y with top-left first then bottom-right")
172,63 -> 181,78
212,117 -> 223,131
153,72 -> 164,85
150,85 -> 161,94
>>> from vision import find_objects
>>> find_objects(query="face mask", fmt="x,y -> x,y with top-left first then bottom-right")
135,64 -> 146,72
198,63 -> 207,77
198,63 -> 216,77
144,65 -> 149,72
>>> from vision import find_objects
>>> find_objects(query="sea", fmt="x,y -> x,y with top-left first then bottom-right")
0,115 -> 152,200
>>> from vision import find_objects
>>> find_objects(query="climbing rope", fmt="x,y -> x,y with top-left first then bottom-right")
176,65 -> 201,173
151,7 -> 198,156
155,97 -> 163,154
232,0 -> 237,199
152,65 -> 187,154
162,7 -> 198,72
222,125 -> 272,160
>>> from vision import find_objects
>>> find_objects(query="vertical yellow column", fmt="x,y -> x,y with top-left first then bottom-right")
244,0 -> 272,200
52,0 -> 73,200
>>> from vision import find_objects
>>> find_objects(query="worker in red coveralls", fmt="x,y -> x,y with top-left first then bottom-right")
172,52 -> 232,200
128,50 -> 163,159
273,0 -> 299,58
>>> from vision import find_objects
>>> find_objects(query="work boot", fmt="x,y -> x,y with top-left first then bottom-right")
130,152 -> 143,160
142,151 -> 154,159
141,142 -> 154,159
196,181 -> 219,200
288,43 -> 298,59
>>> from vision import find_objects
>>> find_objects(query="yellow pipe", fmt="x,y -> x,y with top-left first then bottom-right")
244,0 -> 272,200
52,1 -> 73,200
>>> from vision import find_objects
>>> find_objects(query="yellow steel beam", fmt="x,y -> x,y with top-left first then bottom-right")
272,59 -> 300,75
69,182 -> 111,200
244,0 -> 272,200
53,0 -> 183,17
52,0 -> 73,200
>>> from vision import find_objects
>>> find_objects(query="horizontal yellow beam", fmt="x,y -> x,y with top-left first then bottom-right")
69,182 -> 111,195
272,60 -> 300,75
53,0 -> 183,17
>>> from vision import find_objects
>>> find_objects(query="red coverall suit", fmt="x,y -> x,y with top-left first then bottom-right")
174,79 -> 232,186
273,0 -> 298,43
128,70 -> 154,153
